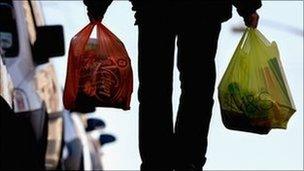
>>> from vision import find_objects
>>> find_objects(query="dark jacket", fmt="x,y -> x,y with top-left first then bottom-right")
84,0 -> 261,23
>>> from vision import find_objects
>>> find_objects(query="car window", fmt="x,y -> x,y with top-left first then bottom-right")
0,0 -> 19,57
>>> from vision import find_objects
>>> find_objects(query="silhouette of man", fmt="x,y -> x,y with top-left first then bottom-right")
83,0 -> 261,170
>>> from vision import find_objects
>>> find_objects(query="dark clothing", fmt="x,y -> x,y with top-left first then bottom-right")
131,0 -> 261,23
84,0 -> 262,23
137,9 -> 221,170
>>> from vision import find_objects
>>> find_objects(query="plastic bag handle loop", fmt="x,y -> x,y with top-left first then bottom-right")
239,28 -> 251,50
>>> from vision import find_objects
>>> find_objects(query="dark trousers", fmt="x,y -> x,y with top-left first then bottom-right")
137,9 -> 221,171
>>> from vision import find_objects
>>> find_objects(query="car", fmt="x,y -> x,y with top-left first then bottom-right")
1,0 -> 64,170
1,1 -> 117,170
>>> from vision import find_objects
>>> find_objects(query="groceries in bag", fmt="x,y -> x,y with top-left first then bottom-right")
218,28 -> 296,134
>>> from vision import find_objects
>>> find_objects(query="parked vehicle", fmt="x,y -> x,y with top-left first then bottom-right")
1,1 -> 116,170
1,0 -> 64,169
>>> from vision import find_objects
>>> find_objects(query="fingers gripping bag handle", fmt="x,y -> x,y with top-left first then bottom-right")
63,22 -> 97,110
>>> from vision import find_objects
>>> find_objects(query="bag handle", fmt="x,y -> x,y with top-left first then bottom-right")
239,28 -> 251,50
253,29 -> 271,47
72,21 -> 99,57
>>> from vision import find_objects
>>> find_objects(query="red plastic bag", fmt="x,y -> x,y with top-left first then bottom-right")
63,22 -> 133,111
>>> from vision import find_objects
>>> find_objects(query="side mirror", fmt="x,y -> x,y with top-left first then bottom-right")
99,134 -> 116,146
33,25 -> 65,64
85,118 -> 106,132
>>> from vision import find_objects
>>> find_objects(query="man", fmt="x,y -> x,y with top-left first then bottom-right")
83,0 -> 261,170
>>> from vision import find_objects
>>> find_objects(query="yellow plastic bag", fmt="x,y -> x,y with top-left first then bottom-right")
218,28 -> 296,134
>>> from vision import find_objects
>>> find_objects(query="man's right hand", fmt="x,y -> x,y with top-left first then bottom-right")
244,12 -> 260,28
83,0 -> 113,22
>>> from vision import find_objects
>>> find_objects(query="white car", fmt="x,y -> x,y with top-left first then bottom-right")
1,1 -> 117,170
1,0 -> 64,170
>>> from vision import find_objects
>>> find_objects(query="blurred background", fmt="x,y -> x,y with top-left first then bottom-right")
1,0 -> 303,170
42,1 -> 303,170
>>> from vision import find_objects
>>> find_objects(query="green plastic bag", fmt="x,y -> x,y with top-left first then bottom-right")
218,28 -> 296,134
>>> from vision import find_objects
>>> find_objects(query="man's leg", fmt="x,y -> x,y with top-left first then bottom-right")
137,16 -> 176,171
174,21 -> 221,170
